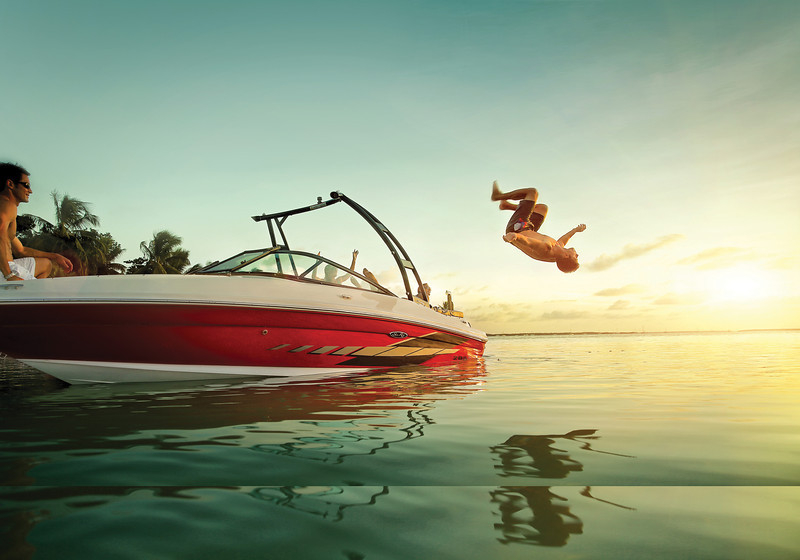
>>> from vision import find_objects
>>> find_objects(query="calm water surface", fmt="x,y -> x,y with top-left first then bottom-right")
1,332 -> 798,559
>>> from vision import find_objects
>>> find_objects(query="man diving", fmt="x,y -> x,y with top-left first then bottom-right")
491,180 -> 586,273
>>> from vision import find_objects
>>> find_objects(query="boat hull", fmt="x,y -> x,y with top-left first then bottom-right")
0,276 -> 486,384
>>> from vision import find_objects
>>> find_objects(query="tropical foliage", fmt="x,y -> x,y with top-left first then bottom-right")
18,193 -> 126,275
18,192 -> 191,276
125,230 -> 191,274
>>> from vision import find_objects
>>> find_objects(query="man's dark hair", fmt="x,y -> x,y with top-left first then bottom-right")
1,162 -> 30,191
556,257 -> 579,273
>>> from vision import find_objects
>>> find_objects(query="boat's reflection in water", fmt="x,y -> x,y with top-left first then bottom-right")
1,362 -> 485,469
249,485 -> 391,522
1,360 -> 635,552
1,361 -> 485,555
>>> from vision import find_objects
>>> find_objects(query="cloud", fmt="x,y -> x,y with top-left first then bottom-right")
586,234 -> 684,272
468,303 -> 533,324
594,284 -> 646,297
767,256 -> 798,270
608,299 -> 630,310
461,285 -> 490,294
374,268 -> 400,285
678,247 -> 757,270
539,310 -> 587,320
653,292 -> 707,306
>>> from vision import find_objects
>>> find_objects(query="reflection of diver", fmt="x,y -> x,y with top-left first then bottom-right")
490,486 -> 582,547
490,485 -> 634,547
580,486 -> 636,511
490,429 -> 634,479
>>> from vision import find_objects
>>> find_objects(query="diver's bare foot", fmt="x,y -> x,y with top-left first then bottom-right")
491,180 -> 503,201
499,200 -> 517,211
503,233 -> 517,243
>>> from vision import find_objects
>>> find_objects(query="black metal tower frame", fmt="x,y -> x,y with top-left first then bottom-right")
252,192 -> 427,302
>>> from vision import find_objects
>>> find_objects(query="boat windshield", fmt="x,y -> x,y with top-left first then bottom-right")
196,249 -> 393,295
201,250 -> 274,273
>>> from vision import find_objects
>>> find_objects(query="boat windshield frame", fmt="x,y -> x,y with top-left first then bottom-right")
249,192 -> 429,303
193,247 -> 396,296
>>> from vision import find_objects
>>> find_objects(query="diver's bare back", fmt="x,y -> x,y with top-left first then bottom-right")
503,230 -> 558,263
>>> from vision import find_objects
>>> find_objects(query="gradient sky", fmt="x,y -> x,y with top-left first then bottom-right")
3,0 -> 799,333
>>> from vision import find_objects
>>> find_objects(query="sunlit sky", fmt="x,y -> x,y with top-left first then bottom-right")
3,0 -> 799,333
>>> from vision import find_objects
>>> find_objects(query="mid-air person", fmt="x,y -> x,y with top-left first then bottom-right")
492,181 -> 586,273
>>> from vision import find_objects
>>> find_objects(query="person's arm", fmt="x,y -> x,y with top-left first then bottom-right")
12,238 -> 74,274
363,268 -> 382,288
312,252 -> 322,279
0,251 -> 18,280
557,224 -> 586,247
335,250 -> 359,284
0,210 -> 20,280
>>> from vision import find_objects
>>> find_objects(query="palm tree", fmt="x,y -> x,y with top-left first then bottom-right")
51,192 -> 100,236
85,232 -> 127,275
18,192 -> 125,275
127,230 -> 190,274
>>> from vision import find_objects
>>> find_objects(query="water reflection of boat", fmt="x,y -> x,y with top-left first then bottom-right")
250,406 -> 435,464
0,364 -> 484,484
0,192 -> 486,384
0,486 -> 238,560
1,484 -> 390,554
250,486 -> 390,522
490,429 -> 634,479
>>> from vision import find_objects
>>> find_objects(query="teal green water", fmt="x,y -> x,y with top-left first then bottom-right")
2,332 -> 799,559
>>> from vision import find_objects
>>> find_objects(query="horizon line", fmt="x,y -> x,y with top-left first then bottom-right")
486,328 -> 800,337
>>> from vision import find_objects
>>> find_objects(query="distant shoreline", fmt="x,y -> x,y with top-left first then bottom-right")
486,328 -> 800,337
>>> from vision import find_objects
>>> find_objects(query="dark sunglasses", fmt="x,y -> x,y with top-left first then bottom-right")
15,181 -> 31,190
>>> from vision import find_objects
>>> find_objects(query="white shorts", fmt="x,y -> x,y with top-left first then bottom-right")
3,258 -> 37,281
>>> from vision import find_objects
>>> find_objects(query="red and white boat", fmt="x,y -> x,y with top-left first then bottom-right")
0,192 -> 486,384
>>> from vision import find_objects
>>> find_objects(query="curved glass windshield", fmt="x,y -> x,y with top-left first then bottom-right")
197,249 -> 392,295
201,250 -> 272,273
